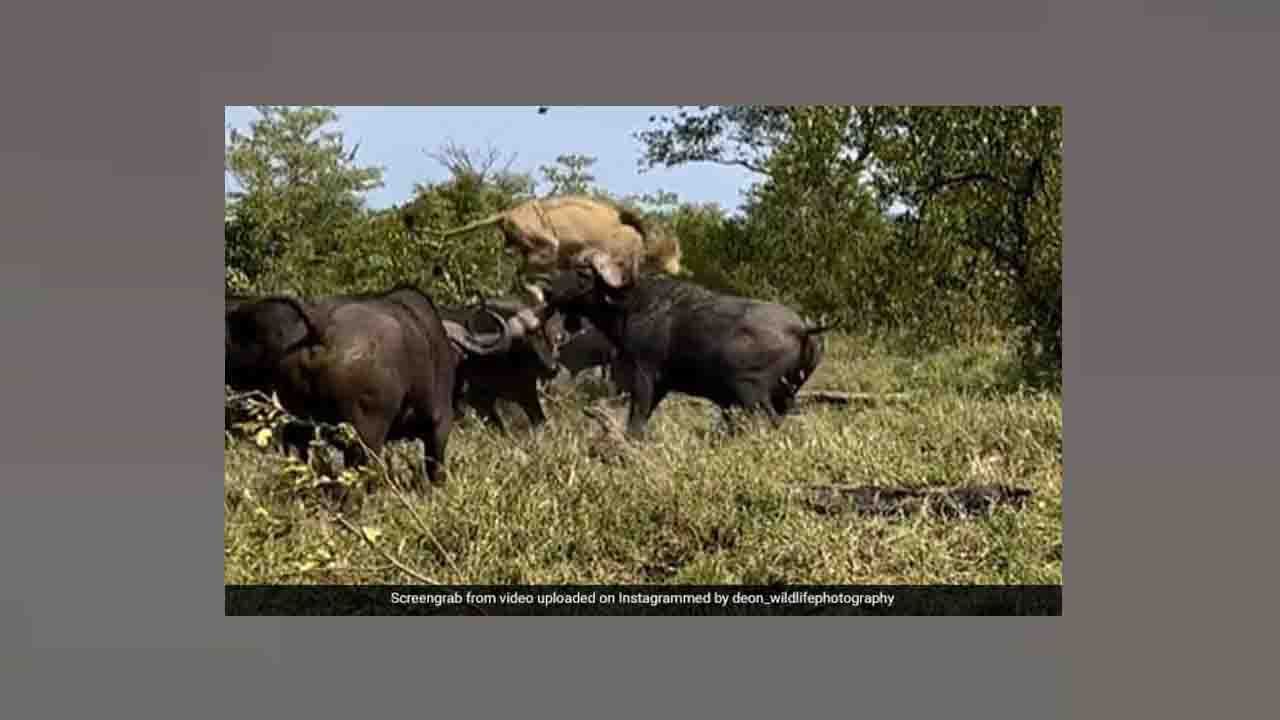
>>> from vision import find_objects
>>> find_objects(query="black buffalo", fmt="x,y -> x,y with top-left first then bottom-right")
540,252 -> 834,438
553,318 -> 633,395
225,285 -> 520,488
439,295 -> 563,433
555,319 -> 615,377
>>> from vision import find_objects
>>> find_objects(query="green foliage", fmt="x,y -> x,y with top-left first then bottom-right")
539,153 -> 600,196
396,142 -> 541,303
225,105 -> 1062,386
662,200 -> 750,296
226,121 -> 542,304
225,106 -> 384,291
224,107 -> 1064,586
636,105 -> 1062,384
868,106 -> 1063,384
737,107 -> 887,320
637,105 -> 791,175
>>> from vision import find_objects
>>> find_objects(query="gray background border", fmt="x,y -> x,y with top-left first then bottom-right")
2,1 -> 1272,717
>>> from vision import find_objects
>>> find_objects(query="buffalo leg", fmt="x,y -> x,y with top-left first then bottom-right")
346,422 -> 389,471
771,388 -> 798,417
471,393 -> 507,434
340,394 -> 394,476
420,412 -> 452,488
280,421 -> 314,461
451,382 -> 467,417
626,374 -> 667,439
733,381 -> 784,430
750,384 -> 784,428
625,372 -> 654,438
761,400 -> 784,429
341,443 -> 367,470
610,357 -> 633,397
517,385 -> 547,428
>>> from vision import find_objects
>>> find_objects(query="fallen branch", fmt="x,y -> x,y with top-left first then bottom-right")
796,483 -> 1032,519
796,391 -> 914,406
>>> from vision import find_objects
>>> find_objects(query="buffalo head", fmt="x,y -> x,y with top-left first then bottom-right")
541,249 -> 633,325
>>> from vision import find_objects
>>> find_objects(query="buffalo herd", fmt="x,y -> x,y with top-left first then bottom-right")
227,199 -> 835,490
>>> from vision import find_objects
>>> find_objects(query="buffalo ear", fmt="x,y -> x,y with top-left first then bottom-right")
586,250 -> 628,289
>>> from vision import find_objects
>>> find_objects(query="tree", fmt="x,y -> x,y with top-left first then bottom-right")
407,140 -> 536,232
636,106 -> 792,177
225,106 -> 384,288
868,106 -> 1063,382
638,106 -> 892,326
636,105 -> 889,189
637,105 -> 1063,383
539,153 -> 599,196
397,142 -> 539,303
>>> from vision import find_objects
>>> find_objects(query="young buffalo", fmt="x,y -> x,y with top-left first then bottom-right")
439,296 -> 562,433
553,319 -> 632,396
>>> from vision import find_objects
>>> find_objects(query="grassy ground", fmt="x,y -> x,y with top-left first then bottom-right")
224,334 -> 1062,585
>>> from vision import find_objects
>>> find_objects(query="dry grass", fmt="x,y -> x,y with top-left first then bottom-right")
225,334 -> 1062,585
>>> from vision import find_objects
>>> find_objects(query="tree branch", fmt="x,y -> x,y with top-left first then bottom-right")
651,154 -> 768,176
913,190 -> 1026,280
924,172 -> 1017,196
715,157 -> 769,175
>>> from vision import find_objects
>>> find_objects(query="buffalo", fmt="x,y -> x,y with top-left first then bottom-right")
554,318 -> 632,395
225,285 -> 523,488
539,252 -> 834,438
439,295 -> 563,433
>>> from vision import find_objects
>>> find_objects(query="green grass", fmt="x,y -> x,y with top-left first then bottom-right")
224,334 -> 1062,585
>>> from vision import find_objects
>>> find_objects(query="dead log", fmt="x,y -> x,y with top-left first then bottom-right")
796,484 -> 1032,519
796,391 -> 914,406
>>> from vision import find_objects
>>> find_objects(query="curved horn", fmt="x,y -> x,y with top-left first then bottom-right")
503,305 -> 559,371
503,308 -> 535,339
443,308 -> 512,356
500,300 -> 562,339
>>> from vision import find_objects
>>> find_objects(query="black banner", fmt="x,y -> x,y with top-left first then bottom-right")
226,585 -> 1061,615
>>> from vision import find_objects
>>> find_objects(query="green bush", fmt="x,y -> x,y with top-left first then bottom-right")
226,105 -> 1061,387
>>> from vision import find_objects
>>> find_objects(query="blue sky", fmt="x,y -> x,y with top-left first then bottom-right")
224,106 -> 761,215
